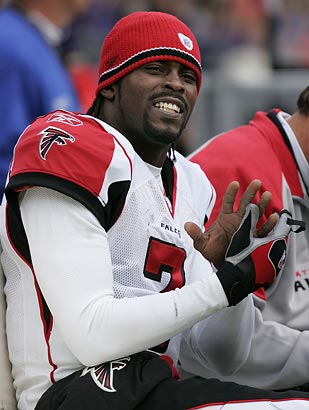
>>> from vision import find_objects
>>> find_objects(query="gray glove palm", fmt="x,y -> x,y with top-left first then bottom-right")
216,204 -> 305,306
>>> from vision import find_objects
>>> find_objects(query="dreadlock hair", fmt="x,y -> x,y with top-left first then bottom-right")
87,93 -> 104,117
297,86 -> 309,116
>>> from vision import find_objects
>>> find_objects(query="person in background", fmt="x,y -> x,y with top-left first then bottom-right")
1,10 -> 308,410
0,0 -> 90,199
185,86 -> 309,392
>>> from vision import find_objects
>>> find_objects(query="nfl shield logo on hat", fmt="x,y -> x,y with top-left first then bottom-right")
178,33 -> 193,50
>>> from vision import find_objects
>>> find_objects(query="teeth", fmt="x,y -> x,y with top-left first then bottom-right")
155,102 -> 180,113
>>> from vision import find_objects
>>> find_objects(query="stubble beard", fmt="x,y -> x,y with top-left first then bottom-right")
143,111 -> 186,146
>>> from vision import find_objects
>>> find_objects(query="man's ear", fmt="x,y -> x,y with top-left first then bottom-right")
100,84 -> 116,100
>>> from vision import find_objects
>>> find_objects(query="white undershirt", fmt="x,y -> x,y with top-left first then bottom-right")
145,162 -> 173,211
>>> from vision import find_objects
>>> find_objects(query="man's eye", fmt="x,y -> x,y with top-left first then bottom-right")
182,73 -> 197,83
145,65 -> 163,72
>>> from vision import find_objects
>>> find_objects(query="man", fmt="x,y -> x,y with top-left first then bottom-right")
186,86 -> 309,392
0,0 -> 90,199
0,11 -> 308,410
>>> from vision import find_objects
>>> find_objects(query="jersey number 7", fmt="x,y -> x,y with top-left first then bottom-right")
143,237 -> 186,292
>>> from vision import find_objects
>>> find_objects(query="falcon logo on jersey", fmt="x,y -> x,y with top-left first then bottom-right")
81,357 -> 131,393
39,127 -> 75,160
47,112 -> 83,126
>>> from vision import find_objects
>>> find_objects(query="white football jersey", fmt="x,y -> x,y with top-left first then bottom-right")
0,110 -> 223,409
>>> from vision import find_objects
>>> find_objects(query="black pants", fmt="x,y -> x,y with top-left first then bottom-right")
35,351 -> 309,410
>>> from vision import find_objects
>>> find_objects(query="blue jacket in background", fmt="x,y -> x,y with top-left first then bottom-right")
0,7 -> 81,200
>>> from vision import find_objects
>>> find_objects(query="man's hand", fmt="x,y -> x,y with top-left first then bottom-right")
184,179 -> 278,267
216,204 -> 294,305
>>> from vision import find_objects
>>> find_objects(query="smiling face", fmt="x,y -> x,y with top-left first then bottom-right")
101,60 -> 198,166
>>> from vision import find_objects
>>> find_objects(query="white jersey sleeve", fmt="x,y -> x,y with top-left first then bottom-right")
20,186 -> 228,366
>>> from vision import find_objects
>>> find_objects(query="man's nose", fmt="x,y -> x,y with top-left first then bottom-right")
163,71 -> 185,92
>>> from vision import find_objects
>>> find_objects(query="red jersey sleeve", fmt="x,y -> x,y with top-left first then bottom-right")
6,110 -> 132,230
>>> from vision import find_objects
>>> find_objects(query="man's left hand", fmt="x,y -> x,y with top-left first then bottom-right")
184,179 -> 278,267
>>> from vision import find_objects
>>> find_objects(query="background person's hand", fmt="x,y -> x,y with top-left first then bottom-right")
184,179 -> 278,267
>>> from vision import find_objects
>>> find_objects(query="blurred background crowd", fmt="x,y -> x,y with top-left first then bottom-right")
64,0 -> 309,73
1,0 -> 309,154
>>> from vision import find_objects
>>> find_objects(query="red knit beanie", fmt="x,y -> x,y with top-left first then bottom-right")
96,11 -> 202,95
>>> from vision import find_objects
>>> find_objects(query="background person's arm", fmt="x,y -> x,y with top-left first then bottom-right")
180,298 -> 309,390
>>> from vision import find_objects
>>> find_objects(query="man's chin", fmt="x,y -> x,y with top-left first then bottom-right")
144,115 -> 185,145
147,127 -> 181,146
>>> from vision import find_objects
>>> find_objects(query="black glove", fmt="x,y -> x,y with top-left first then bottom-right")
216,204 -> 305,306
